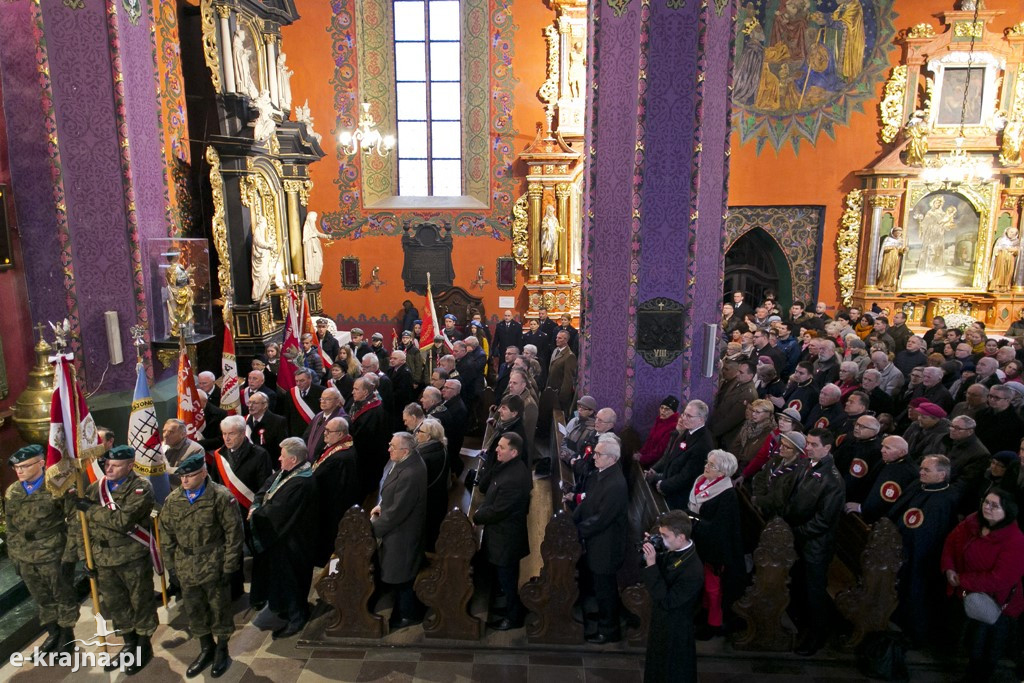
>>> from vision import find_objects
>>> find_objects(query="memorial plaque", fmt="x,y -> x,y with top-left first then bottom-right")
636,297 -> 685,368
401,222 -> 455,294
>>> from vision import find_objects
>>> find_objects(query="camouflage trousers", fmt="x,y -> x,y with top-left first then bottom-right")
182,575 -> 235,638
96,556 -> 158,637
16,560 -> 80,627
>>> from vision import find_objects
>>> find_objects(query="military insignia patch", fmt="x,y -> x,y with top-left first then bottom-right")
788,400 -> 802,412
903,507 -> 924,529
881,481 -> 902,502
134,488 -> 145,495
850,458 -> 868,478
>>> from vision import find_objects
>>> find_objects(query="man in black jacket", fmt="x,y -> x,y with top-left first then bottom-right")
783,428 -> 845,656
473,432 -> 533,630
315,318 -> 340,364
491,310 -> 523,362
646,400 -> 713,510
567,433 -> 629,644
245,392 -> 288,463
440,379 -> 469,478
387,351 -> 417,427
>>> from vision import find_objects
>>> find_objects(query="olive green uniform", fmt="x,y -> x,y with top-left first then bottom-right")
81,471 -> 158,637
4,481 -> 80,628
158,477 -> 243,637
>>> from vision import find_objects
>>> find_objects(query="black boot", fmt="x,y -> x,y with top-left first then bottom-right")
39,623 -> 61,653
104,631 -> 136,672
211,637 -> 230,678
125,634 -> 153,676
57,626 -> 76,654
186,634 -> 215,678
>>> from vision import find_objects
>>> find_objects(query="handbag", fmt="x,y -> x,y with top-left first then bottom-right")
963,585 -> 1016,626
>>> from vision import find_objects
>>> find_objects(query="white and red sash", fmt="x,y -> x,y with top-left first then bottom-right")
291,387 -> 317,424
98,477 -> 163,574
213,448 -> 256,509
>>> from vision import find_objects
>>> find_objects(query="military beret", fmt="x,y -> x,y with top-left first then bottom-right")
413,319 -> 422,325
470,320 -> 483,329
402,330 -> 414,338
444,314 -> 457,321
916,401 -> 947,419
176,451 -> 207,475
371,332 -> 384,341
908,397 -> 929,409
107,445 -> 136,461
8,444 -> 45,467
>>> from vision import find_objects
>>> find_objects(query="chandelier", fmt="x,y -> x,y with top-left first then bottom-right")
339,102 -> 395,157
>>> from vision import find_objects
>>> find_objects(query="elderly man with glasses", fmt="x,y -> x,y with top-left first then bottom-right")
974,383 -> 1024,454
935,415 -> 992,513
832,415 -> 882,503
646,401 -> 714,511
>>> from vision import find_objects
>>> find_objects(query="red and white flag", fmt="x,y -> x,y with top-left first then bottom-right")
46,352 -> 101,470
221,320 -> 240,415
420,272 -> 452,350
278,290 -> 302,393
177,349 -> 205,440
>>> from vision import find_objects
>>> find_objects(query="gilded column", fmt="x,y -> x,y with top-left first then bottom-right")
217,6 -> 235,94
285,184 -> 303,276
555,183 -> 570,283
865,201 -> 884,289
528,183 -> 542,281
265,35 -> 279,105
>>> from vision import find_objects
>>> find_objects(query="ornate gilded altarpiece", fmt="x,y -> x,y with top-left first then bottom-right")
845,6 -> 1024,331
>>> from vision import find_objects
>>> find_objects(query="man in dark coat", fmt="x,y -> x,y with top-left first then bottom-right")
284,368 -> 324,436
832,415 -> 882,503
198,390 -> 228,452
936,414 -> 991,512
476,394 -> 529,484
245,391 -> 288,462
974,383 -> 1024,454
642,510 -> 704,683
473,432 -> 533,630
647,401 -> 714,510
710,360 -> 757,448
302,387 -> 347,464
491,310 -> 523,362
440,379 -> 469,477
249,438 -> 318,639
311,417 -> 360,567
546,330 -> 578,416
371,432 -> 428,630
347,376 -> 390,499
198,371 -> 222,407
845,435 -> 916,522
315,318 -> 340,364
567,433 -> 629,644
493,345 -> 519,400
783,428 -> 845,656
783,362 -> 820,424
387,350 -> 417,426
804,383 -> 847,435
361,352 -> 394,415
240,369 -> 278,415
213,415 -> 273,513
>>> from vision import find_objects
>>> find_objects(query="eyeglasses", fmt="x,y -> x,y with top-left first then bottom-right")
982,500 -> 1003,509
704,460 -> 720,471
12,459 -> 42,470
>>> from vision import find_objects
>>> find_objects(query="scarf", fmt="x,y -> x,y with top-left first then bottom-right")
688,475 -> 733,514
735,416 -> 776,455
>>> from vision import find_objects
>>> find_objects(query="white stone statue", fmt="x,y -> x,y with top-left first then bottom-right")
251,215 -> 274,302
541,205 -> 563,270
295,99 -> 322,144
567,38 -> 586,99
302,211 -> 331,283
253,90 -> 277,143
232,28 -> 258,98
278,53 -> 294,112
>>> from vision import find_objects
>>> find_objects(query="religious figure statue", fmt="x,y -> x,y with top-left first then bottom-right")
165,252 -> 195,338
253,90 -> 277,143
990,226 -> 1020,292
876,227 -> 906,291
277,53 -> 294,112
302,211 -> 331,284
830,0 -> 865,81
567,39 -> 585,99
251,215 -> 277,302
914,196 -> 958,272
1000,120 -> 1023,167
295,99 -> 322,144
232,28 -> 258,99
541,205 -> 562,270
904,111 -> 929,167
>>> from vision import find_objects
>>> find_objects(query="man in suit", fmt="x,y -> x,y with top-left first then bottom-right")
315,318 -> 340,364
440,379 -> 469,478
645,400 -> 714,510
240,369 -> 277,415
546,330 -> 578,415
491,310 -> 523,363
285,368 -> 324,436
494,345 -> 519,400
371,432 -> 428,630
245,391 -> 288,462
198,371 -> 221,407
567,433 -> 629,644
387,350 -> 417,426
303,387 -> 346,464
709,359 -> 757,448
473,432 -> 533,630
557,314 -> 579,357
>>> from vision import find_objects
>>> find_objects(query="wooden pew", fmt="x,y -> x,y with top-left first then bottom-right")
732,517 -> 797,652
316,507 -> 385,638
414,509 -> 484,640
834,517 -> 903,648
550,409 -> 574,512
520,512 -> 584,644
620,460 -> 669,645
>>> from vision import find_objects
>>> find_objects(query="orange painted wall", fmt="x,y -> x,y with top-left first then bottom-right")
728,0 -> 1024,309
282,0 -> 552,331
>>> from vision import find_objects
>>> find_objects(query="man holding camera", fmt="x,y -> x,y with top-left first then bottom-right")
642,510 -> 704,683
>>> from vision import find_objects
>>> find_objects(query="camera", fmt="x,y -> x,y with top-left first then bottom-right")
648,533 -> 667,554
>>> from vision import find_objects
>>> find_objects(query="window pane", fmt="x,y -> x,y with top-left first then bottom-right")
396,82 -> 427,121
432,159 -> 462,195
393,2 -> 425,41
395,43 -> 426,81
429,1 -> 460,41
429,42 -> 460,81
397,121 -> 428,158
430,82 -> 460,120
431,121 -> 461,158
399,160 -> 429,196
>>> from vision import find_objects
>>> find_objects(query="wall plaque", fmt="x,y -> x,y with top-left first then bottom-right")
401,222 -> 455,294
636,297 -> 685,368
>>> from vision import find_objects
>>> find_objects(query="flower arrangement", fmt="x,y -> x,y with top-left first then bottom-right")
943,313 -> 979,331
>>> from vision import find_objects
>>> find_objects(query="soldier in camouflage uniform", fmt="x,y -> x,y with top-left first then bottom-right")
74,445 -> 157,675
159,452 -> 242,678
5,444 -> 80,654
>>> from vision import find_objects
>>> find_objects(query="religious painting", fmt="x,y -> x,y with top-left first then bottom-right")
732,0 -> 896,153
899,191 -> 983,291
341,257 -> 360,290
936,68 -> 984,126
496,257 -> 516,290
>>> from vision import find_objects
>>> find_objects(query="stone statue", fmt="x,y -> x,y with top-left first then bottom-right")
232,28 -> 258,99
990,226 -> 1020,292
876,227 -> 905,291
165,252 -> 195,337
302,211 -> 331,284
295,99 -> 322,144
541,205 -> 562,270
567,39 -> 585,99
253,90 -> 277,143
904,111 -> 928,167
278,53 -> 294,112
251,215 -> 276,302
1001,120 -> 1023,167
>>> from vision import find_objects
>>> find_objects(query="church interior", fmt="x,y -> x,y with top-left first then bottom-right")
2,0 -> 1024,679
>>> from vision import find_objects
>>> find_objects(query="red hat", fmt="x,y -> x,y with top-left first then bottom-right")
916,401 -> 947,419
908,397 -> 929,409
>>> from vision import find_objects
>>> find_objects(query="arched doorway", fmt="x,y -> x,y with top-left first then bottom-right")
723,228 -> 793,308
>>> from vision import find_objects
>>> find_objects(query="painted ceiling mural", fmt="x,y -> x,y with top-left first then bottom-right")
732,0 -> 896,154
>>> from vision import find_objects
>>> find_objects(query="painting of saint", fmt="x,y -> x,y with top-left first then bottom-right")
900,192 -> 981,290
937,68 -> 984,126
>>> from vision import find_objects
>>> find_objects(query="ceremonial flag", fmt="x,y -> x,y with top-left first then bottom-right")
420,272 -> 451,350
278,289 -> 302,393
177,348 -> 205,441
300,291 -> 332,367
129,361 -> 169,504
221,320 -> 240,415
46,352 -> 101,482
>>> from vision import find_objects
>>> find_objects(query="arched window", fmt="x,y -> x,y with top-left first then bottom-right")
393,0 -> 462,197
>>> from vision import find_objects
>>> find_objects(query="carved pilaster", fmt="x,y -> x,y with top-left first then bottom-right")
201,0 -> 222,92
205,147 -> 231,297
265,35 -> 279,106
555,183 -> 571,283
528,184 -> 543,281
284,185 -> 302,276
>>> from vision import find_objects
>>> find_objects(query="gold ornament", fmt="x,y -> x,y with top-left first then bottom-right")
836,189 -> 863,306
879,66 -> 907,144
907,23 -> 935,39
511,193 -> 530,266
12,327 -> 55,446
200,0 -> 221,92
206,147 -> 232,297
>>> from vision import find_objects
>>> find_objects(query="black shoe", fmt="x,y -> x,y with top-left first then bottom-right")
487,617 -> 524,631
534,458 -> 552,476
104,632 -> 137,672
794,635 -> 825,656
585,632 -> 621,645
186,634 -> 215,678
211,639 -> 230,678
57,626 -> 76,654
464,469 -> 477,490
39,623 -> 61,653
125,635 -> 153,676
695,624 -> 722,641
271,622 -> 304,639
387,616 -> 422,632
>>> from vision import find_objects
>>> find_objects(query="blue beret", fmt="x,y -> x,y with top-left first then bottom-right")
444,314 -> 457,321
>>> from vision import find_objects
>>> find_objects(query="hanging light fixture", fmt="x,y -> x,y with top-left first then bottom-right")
921,0 -> 992,186
339,102 -> 396,157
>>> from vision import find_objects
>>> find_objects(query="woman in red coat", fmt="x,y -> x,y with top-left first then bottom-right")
941,488 -> 1024,681
636,397 -> 680,468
